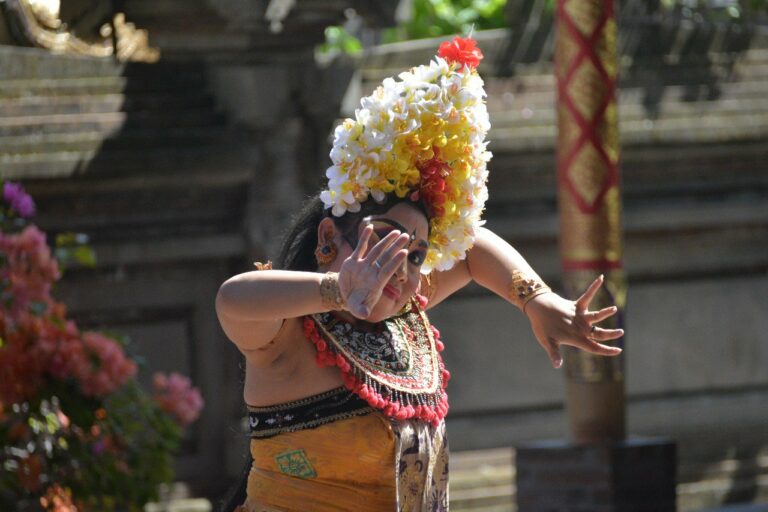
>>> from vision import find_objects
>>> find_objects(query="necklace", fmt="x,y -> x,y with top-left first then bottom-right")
302,296 -> 450,425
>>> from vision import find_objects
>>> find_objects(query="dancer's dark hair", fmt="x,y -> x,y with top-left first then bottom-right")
219,192 -> 428,511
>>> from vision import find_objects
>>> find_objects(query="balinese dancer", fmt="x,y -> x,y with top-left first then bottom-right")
216,36 -> 623,512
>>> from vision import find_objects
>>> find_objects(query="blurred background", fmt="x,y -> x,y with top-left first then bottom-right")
1,0 -> 767,510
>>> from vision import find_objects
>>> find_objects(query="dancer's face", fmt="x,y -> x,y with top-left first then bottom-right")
332,202 -> 430,323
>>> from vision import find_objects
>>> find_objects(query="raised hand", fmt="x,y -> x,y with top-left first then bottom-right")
338,224 -> 410,319
524,274 -> 624,369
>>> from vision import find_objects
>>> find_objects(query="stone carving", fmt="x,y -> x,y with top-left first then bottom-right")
1,0 -> 159,62
109,12 -> 159,63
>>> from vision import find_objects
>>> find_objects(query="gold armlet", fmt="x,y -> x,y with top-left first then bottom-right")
319,272 -> 346,311
509,270 -> 551,312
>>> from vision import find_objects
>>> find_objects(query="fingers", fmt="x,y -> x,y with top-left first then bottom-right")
367,235 -> 409,277
364,230 -> 406,263
378,249 -> 408,279
575,274 -> 604,312
588,326 -> 624,342
550,333 -> 622,364
582,339 -> 623,356
567,325 -> 623,355
583,305 -> 618,324
540,336 -> 562,369
351,303 -> 371,319
351,224 -> 373,258
345,291 -> 372,319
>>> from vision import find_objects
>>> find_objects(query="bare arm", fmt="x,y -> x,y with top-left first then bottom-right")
215,270 -> 327,352
426,227 -> 623,367
423,227 -> 542,308
216,270 -> 327,322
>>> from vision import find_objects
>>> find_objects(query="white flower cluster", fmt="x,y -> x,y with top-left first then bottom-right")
320,55 -> 492,272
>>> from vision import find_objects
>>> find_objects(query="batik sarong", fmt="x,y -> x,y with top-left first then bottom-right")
239,387 -> 449,511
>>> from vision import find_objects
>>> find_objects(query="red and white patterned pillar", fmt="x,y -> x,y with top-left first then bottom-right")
555,0 -> 627,442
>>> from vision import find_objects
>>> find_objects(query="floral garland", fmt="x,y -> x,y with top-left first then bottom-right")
320,36 -> 492,272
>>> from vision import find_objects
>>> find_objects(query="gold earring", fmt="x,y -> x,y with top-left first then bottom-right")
396,296 -> 415,316
315,242 -> 338,266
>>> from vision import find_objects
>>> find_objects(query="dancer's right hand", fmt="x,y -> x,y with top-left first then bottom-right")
338,224 -> 410,319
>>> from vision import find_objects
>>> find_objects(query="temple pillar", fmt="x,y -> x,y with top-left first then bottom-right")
515,1 -> 677,509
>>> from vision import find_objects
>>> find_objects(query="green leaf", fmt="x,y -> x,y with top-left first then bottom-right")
317,25 -> 363,56
387,0 -> 511,42
72,245 -> 97,267
54,231 -> 97,270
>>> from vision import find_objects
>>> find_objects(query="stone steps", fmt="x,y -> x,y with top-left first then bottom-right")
0,144 -> 248,180
490,97 -> 768,128
447,447 -> 768,511
0,46 -> 206,80
0,109 -> 225,137
450,448 -> 515,511
357,28 -> 768,78
0,93 -> 214,117
487,141 -> 768,209
492,112 -> 768,149
26,179 -> 248,240
0,75 -> 206,99
0,127 -> 236,155
484,79 -> 768,110
0,46 -> 234,180
0,46 -> 125,80
361,51 -> 768,89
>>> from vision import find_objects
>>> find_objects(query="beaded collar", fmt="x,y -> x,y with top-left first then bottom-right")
302,296 -> 450,426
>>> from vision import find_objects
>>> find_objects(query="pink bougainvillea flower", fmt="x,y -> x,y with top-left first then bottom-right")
437,36 -> 484,70
0,226 -> 60,317
75,332 -> 137,397
3,181 -> 36,218
153,371 -> 204,426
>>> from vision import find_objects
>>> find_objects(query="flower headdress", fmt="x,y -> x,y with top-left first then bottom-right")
320,36 -> 492,273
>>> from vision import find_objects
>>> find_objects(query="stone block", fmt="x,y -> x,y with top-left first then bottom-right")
516,438 -> 677,512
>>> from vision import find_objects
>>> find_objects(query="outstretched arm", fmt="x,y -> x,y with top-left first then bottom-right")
427,227 -> 623,368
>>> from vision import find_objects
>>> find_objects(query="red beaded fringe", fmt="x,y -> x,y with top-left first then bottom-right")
302,295 -> 450,426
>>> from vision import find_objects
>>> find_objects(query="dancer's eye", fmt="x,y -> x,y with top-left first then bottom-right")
408,250 -> 426,266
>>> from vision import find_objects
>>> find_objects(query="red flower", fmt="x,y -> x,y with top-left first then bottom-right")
437,36 -> 484,70
417,148 -> 451,218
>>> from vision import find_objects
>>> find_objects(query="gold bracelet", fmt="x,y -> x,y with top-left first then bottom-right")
509,270 -> 551,312
319,272 -> 346,311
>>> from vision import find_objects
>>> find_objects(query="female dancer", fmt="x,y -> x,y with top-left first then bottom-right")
216,36 -> 623,511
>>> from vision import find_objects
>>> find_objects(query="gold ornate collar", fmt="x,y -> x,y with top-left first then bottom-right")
302,298 -> 450,425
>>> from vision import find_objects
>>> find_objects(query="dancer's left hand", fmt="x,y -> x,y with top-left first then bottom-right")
524,275 -> 623,369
